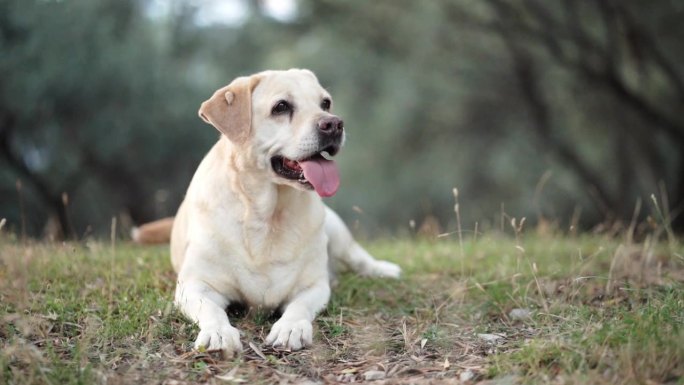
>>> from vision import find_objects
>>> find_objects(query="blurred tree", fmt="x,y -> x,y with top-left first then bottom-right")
472,0 -> 684,227
288,0 -> 684,232
2,0 -> 683,238
0,0 -> 213,238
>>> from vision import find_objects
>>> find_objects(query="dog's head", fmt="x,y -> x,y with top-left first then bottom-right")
199,69 -> 344,197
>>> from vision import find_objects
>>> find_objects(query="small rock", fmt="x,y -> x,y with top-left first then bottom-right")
509,308 -> 532,320
459,370 -> 475,381
363,370 -> 386,381
477,333 -> 504,342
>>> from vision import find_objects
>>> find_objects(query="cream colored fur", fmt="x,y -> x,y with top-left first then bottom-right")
170,69 -> 400,356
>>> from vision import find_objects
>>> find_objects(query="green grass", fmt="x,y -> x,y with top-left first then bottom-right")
1,231 -> 682,384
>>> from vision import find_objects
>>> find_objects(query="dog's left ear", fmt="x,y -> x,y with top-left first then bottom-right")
198,75 -> 262,144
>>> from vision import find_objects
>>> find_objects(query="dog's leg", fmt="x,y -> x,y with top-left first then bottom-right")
264,281 -> 330,350
325,207 -> 401,278
175,280 -> 242,356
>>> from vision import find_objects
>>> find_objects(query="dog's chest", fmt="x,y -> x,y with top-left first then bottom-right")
196,211 -> 327,307
189,180 -> 328,307
234,262 -> 305,307
228,234 -> 327,307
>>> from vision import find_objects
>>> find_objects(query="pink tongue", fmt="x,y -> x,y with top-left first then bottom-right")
299,158 -> 340,197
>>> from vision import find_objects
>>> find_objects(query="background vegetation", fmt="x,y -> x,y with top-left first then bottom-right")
2,2 -> 683,383
1,0 -> 684,238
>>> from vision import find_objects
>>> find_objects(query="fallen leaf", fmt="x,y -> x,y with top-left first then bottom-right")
249,342 -> 267,361
215,366 -> 246,383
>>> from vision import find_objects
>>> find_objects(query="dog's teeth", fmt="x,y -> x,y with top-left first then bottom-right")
320,151 -> 333,160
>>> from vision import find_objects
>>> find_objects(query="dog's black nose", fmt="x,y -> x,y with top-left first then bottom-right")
317,116 -> 344,136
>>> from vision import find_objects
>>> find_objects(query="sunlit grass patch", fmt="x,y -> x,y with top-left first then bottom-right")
488,287 -> 684,384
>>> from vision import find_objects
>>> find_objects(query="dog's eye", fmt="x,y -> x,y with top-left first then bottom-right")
272,100 -> 292,115
321,98 -> 331,111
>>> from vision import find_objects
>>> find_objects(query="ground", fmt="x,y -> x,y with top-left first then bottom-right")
1,228 -> 683,384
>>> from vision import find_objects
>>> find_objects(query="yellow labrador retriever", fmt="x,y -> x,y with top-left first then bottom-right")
134,69 -> 400,356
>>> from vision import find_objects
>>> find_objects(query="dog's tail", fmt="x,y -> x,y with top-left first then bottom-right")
131,217 -> 175,245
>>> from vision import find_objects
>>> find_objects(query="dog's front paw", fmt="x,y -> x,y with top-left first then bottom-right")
369,260 -> 401,278
194,323 -> 242,357
264,319 -> 313,351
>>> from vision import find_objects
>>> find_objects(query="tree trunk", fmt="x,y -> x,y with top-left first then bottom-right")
0,118 -> 74,239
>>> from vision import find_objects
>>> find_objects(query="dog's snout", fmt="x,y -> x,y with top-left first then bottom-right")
317,116 -> 344,136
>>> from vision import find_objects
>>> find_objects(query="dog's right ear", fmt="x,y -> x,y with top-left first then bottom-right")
198,75 -> 262,144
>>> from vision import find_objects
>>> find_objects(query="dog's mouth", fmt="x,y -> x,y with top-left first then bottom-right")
271,145 -> 341,197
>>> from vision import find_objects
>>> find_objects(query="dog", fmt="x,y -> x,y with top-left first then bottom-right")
133,69 -> 400,356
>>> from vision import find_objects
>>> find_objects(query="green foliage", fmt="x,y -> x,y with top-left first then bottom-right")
0,0 -> 216,235
2,0 -> 684,238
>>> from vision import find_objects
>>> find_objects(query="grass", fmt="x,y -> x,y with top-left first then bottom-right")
1,229 -> 683,384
